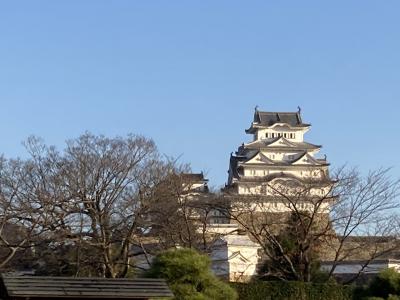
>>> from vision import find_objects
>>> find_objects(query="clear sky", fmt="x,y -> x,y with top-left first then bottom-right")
0,1 -> 399,188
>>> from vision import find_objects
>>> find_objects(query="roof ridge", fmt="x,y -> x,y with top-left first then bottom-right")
258,110 -> 300,114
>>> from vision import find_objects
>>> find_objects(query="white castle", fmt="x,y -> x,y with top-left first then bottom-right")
210,108 -> 332,281
210,108 -> 399,282
227,107 -> 330,195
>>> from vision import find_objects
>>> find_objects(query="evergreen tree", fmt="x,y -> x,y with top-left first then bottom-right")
146,248 -> 237,300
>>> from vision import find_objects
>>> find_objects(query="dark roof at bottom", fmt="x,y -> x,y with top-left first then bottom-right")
0,276 -> 173,299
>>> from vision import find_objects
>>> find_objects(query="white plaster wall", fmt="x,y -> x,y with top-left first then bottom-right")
211,235 -> 260,282
237,180 -> 331,197
238,184 -> 262,194
243,169 -> 272,177
231,200 -> 331,214
227,246 -> 259,281
388,262 -> 400,272
242,166 -> 327,180
205,224 -> 239,235
255,126 -> 308,142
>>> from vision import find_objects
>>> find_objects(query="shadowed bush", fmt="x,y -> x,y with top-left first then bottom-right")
231,280 -> 353,300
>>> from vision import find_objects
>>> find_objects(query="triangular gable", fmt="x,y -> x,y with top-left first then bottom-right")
292,153 -> 323,165
267,137 -> 297,148
244,152 -> 275,165
227,251 -> 250,263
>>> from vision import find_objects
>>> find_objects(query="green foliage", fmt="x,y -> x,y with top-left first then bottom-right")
362,297 -> 400,300
231,281 -> 353,300
146,248 -> 237,300
370,269 -> 400,298
310,268 -> 335,284
358,268 -> 400,300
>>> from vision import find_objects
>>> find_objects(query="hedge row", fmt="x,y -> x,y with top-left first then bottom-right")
231,281 -> 353,300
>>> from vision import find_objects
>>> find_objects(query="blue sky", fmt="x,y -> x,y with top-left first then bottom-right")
0,1 -> 399,188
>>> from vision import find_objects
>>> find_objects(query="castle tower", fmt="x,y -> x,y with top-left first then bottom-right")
212,108 -> 336,282
225,108 -> 332,211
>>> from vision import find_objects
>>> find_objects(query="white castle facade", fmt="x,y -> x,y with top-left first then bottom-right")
227,108 -> 330,196
209,108 -> 334,281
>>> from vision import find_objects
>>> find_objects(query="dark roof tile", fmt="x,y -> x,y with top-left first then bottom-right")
252,110 -> 310,128
0,276 -> 174,299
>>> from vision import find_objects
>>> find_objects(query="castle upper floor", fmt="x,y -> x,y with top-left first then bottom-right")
245,109 -> 310,142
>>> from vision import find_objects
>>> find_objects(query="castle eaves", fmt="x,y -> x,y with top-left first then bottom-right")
243,137 -> 321,150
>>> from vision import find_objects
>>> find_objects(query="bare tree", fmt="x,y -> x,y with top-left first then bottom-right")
147,171 -> 222,252
0,133 -> 223,277
0,133 -> 171,278
0,138 -> 62,271
52,133 -> 170,278
326,167 -> 400,283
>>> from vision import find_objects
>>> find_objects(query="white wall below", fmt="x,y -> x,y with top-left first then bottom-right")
211,233 -> 260,282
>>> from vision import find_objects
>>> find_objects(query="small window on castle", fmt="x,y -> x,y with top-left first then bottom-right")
266,133 -> 268,138
271,133 -> 275,138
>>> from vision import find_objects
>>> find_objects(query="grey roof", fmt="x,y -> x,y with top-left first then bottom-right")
234,147 -> 328,167
214,234 -> 259,247
181,172 -> 209,182
251,110 -> 310,128
0,276 -> 174,299
321,259 -> 400,265
243,138 -> 321,150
